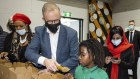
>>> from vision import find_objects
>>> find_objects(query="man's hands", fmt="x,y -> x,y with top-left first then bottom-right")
43,58 -> 60,72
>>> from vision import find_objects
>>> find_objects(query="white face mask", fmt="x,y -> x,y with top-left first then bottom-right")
128,25 -> 134,31
111,39 -> 122,46
16,29 -> 26,35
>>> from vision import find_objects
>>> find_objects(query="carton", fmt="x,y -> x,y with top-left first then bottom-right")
0,61 -> 65,79
0,62 -> 38,79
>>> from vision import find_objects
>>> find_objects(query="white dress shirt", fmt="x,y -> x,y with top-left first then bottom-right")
37,26 -> 60,65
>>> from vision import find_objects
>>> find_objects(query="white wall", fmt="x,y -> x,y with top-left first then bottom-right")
113,9 -> 140,31
0,0 -> 88,40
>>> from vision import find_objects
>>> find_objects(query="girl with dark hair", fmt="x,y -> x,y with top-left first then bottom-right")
1,13 -> 33,62
66,38 -> 108,79
105,26 -> 134,79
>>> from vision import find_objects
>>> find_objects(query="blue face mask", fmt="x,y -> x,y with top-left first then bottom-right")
111,39 -> 122,46
128,25 -> 134,31
16,29 -> 26,35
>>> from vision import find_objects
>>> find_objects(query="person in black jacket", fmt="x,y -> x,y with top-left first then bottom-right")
1,18 -> 18,61
125,20 -> 140,79
105,26 -> 134,79
0,25 -> 8,52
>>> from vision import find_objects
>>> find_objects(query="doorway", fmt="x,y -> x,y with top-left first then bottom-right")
61,17 -> 83,42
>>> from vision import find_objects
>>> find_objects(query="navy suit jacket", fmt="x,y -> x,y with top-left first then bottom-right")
25,24 -> 79,73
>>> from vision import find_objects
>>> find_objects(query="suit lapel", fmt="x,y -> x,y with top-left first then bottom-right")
43,27 -> 52,58
126,31 -> 129,39
133,30 -> 137,42
56,25 -> 66,60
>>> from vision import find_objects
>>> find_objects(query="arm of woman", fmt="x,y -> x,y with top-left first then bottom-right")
119,47 -> 134,69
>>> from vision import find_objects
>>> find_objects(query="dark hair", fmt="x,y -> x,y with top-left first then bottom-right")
26,25 -> 33,41
110,26 -> 124,40
7,19 -> 15,32
129,20 -> 135,23
79,38 -> 105,68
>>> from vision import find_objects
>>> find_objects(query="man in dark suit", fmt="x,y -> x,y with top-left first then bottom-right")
125,20 -> 140,79
25,2 -> 79,73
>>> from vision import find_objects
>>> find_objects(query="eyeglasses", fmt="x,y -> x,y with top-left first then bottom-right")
46,19 -> 60,24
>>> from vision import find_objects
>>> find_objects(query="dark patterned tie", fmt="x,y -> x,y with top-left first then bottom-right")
130,32 -> 133,43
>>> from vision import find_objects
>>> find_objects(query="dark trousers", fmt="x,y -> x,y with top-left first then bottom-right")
132,58 -> 138,79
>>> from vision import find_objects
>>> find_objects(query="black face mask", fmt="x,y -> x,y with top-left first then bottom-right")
45,21 -> 61,33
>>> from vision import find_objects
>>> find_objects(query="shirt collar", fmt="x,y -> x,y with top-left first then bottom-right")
82,65 -> 98,72
46,25 -> 60,34
129,30 -> 135,33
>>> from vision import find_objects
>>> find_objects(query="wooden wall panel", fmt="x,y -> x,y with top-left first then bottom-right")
89,0 -> 112,45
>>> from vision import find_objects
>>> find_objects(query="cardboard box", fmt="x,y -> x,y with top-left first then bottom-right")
0,62 -> 38,79
32,71 -> 65,79
0,61 -> 65,79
